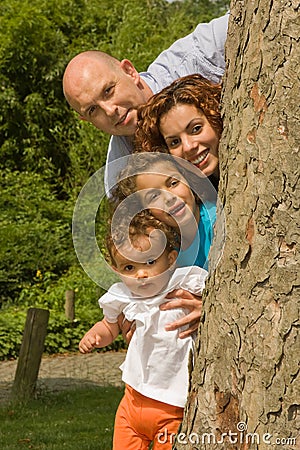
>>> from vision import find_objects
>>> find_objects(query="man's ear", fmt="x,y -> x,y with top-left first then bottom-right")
120,59 -> 140,83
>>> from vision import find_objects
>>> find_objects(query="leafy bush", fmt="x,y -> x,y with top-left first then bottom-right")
0,264 -> 126,360
44,313 -> 125,355
0,170 -> 74,304
0,307 -> 126,361
0,309 -> 26,359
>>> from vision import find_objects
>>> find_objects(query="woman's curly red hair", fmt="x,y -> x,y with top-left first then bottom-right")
134,74 -> 222,154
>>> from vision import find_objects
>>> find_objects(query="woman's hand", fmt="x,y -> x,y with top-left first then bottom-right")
160,289 -> 202,338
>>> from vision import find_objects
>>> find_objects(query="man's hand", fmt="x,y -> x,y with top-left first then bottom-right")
160,289 -> 202,338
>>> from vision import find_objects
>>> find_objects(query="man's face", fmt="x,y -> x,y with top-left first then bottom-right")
64,57 -> 150,136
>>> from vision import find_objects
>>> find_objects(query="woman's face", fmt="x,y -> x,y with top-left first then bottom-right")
159,104 -> 219,177
135,161 -> 199,230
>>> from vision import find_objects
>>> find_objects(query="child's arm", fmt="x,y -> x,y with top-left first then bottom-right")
79,318 -> 120,354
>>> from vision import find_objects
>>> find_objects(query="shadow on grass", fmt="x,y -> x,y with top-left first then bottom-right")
0,385 -> 124,450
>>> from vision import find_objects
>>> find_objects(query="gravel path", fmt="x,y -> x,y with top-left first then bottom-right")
0,351 -> 126,404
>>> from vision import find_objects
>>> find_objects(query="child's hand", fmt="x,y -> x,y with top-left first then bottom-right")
79,331 -> 102,353
160,289 -> 202,338
117,313 -> 136,345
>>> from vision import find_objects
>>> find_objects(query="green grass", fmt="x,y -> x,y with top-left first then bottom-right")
0,386 -> 124,449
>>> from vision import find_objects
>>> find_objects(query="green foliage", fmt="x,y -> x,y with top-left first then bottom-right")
45,314 -> 125,355
0,0 -> 72,177
0,0 -> 228,356
0,265 -> 126,359
0,304 -> 126,360
0,309 -> 26,359
45,313 -> 125,355
0,386 -> 124,449
0,170 -> 74,303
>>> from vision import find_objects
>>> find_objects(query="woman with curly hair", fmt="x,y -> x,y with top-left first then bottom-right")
134,74 -> 222,189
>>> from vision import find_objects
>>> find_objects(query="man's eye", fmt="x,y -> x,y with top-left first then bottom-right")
146,259 -> 156,265
124,264 -> 134,271
104,85 -> 114,96
88,106 -> 97,116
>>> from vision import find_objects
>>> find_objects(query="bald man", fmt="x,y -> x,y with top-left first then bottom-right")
63,12 -> 229,193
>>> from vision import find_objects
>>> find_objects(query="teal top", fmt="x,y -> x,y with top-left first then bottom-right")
176,201 -> 216,270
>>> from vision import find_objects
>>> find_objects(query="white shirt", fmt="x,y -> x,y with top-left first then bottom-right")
99,266 -> 208,407
104,12 -> 229,194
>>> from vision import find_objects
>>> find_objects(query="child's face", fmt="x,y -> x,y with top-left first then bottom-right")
159,104 -> 219,177
113,230 -> 177,298
135,161 -> 198,230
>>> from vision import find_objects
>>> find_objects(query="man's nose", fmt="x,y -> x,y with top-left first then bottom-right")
100,101 -> 117,117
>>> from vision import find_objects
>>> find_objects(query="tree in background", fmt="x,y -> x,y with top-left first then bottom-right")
174,1 -> 299,448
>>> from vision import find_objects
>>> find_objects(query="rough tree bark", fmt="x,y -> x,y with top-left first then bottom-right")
174,1 -> 299,449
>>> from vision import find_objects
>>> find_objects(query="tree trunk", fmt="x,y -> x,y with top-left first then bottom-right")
174,1 -> 300,449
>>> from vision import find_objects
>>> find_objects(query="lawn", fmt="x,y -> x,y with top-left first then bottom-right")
0,385 -> 124,449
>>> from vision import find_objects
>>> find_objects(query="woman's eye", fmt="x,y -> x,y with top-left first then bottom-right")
169,138 -> 180,148
146,259 -> 156,265
192,124 -> 202,134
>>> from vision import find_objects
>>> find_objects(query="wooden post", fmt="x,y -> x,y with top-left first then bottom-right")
65,289 -> 75,321
12,308 -> 49,401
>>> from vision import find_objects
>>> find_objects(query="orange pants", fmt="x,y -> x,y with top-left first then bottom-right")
113,385 -> 184,450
